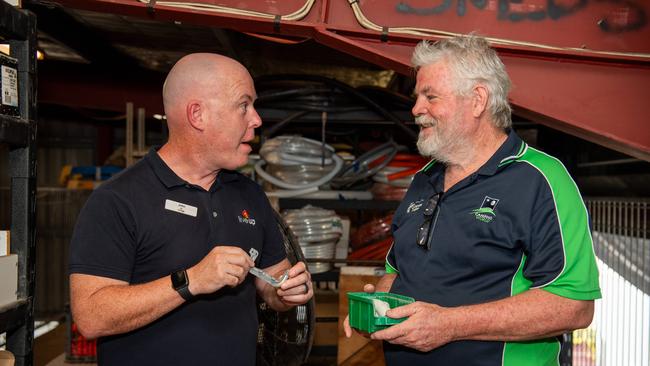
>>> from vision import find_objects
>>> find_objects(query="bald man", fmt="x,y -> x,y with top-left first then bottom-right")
69,54 -> 313,366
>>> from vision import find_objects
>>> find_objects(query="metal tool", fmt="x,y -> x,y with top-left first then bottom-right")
249,267 -> 289,288
248,248 -> 289,288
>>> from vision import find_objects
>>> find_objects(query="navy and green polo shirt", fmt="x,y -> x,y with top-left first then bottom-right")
69,148 -> 286,366
384,130 -> 601,366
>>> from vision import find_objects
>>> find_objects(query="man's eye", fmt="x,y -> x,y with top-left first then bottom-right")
240,103 -> 248,112
426,95 -> 436,101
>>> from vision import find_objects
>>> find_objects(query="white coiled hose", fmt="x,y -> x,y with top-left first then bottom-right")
283,205 -> 342,273
255,136 -> 344,197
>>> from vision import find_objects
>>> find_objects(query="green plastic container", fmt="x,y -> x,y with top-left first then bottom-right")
347,292 -> 415,333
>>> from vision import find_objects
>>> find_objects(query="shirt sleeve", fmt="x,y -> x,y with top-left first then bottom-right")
523,164 -> 601,301
69,188 -> 137,282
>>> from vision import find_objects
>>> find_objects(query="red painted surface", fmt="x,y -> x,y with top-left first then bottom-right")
47,0 -> 650,160
353,0 -> 650,54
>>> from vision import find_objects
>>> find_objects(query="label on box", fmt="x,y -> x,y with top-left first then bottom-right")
1,65 -> 18,107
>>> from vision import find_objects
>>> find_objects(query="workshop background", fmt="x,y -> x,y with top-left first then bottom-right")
1,1 -> 649,365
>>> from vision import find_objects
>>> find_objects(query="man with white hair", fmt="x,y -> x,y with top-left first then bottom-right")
345,35 -> 601,366
69,53 -> 313,365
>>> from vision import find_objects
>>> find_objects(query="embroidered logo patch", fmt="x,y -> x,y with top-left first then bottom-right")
238,209 -> 256,226
470,196 -> 499,223
407,199 -> 424,213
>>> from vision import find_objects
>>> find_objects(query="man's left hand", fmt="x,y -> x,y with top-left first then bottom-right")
371,301 -> 455,352
276,261 -> 312,306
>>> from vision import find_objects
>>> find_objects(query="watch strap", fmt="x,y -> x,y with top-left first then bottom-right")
176,284 -> 193,301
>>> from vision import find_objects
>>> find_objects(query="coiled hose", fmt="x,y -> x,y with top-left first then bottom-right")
330,141 -> 406,189
255,136 -> 344,197
283,205 -> 343,274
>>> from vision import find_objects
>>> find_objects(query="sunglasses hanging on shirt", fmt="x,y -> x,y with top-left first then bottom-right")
415,193 -> 442,250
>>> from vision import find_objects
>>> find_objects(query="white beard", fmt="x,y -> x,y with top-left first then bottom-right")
415,114 -> 472,165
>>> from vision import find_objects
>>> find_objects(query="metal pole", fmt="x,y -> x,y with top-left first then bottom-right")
137,107 -> 145,155
125,102 -> 134,167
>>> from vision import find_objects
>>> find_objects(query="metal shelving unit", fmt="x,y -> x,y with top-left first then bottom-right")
0,2 -> 38,366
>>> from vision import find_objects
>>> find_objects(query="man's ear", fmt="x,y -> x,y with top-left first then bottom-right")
186,101 -> 205,131
472,85 -> 489,119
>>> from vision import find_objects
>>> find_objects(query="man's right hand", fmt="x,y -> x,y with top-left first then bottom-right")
187,246 -> 254,295
344,283 -> 376,338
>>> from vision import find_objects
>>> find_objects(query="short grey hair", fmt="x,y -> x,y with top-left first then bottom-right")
411,35 -> 512,129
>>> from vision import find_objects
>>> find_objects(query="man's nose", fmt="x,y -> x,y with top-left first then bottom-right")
412,97 -> 426,117
250,107 -> 262,128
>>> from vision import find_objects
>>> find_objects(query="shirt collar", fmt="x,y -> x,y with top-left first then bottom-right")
420,160 -> 445,193
146,147 -> 185,188
419,129 -> 526,186
215,169 -> 240,184
146,147 -> 240,190
477,129 -> 526,176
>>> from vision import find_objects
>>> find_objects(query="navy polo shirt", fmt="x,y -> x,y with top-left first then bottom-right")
385,130 -> 601,366
69,148 -> 286,366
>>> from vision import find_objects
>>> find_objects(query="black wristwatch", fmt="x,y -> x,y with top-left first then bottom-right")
171,269 -> 194,301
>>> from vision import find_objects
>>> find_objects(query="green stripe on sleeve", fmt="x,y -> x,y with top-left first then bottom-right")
518,147 -> 601,300
503,147 -> 601,366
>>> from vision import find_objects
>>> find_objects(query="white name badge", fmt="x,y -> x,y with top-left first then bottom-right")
164,199 -> 198,217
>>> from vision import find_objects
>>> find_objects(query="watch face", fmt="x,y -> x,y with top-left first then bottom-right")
171,270 -> 188,288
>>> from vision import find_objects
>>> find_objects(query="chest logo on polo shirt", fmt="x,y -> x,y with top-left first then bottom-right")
238,209 -> 256,226
407,199 -> 424,213
470,196 -> 499,223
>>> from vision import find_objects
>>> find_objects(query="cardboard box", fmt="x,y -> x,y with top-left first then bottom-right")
0,351 -> 15,366
0,254 -> 18,307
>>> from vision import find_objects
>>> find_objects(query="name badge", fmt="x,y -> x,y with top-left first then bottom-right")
165,199 -> 198,217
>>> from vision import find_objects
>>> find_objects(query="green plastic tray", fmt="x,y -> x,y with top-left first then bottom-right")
347,292 -> 415,333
